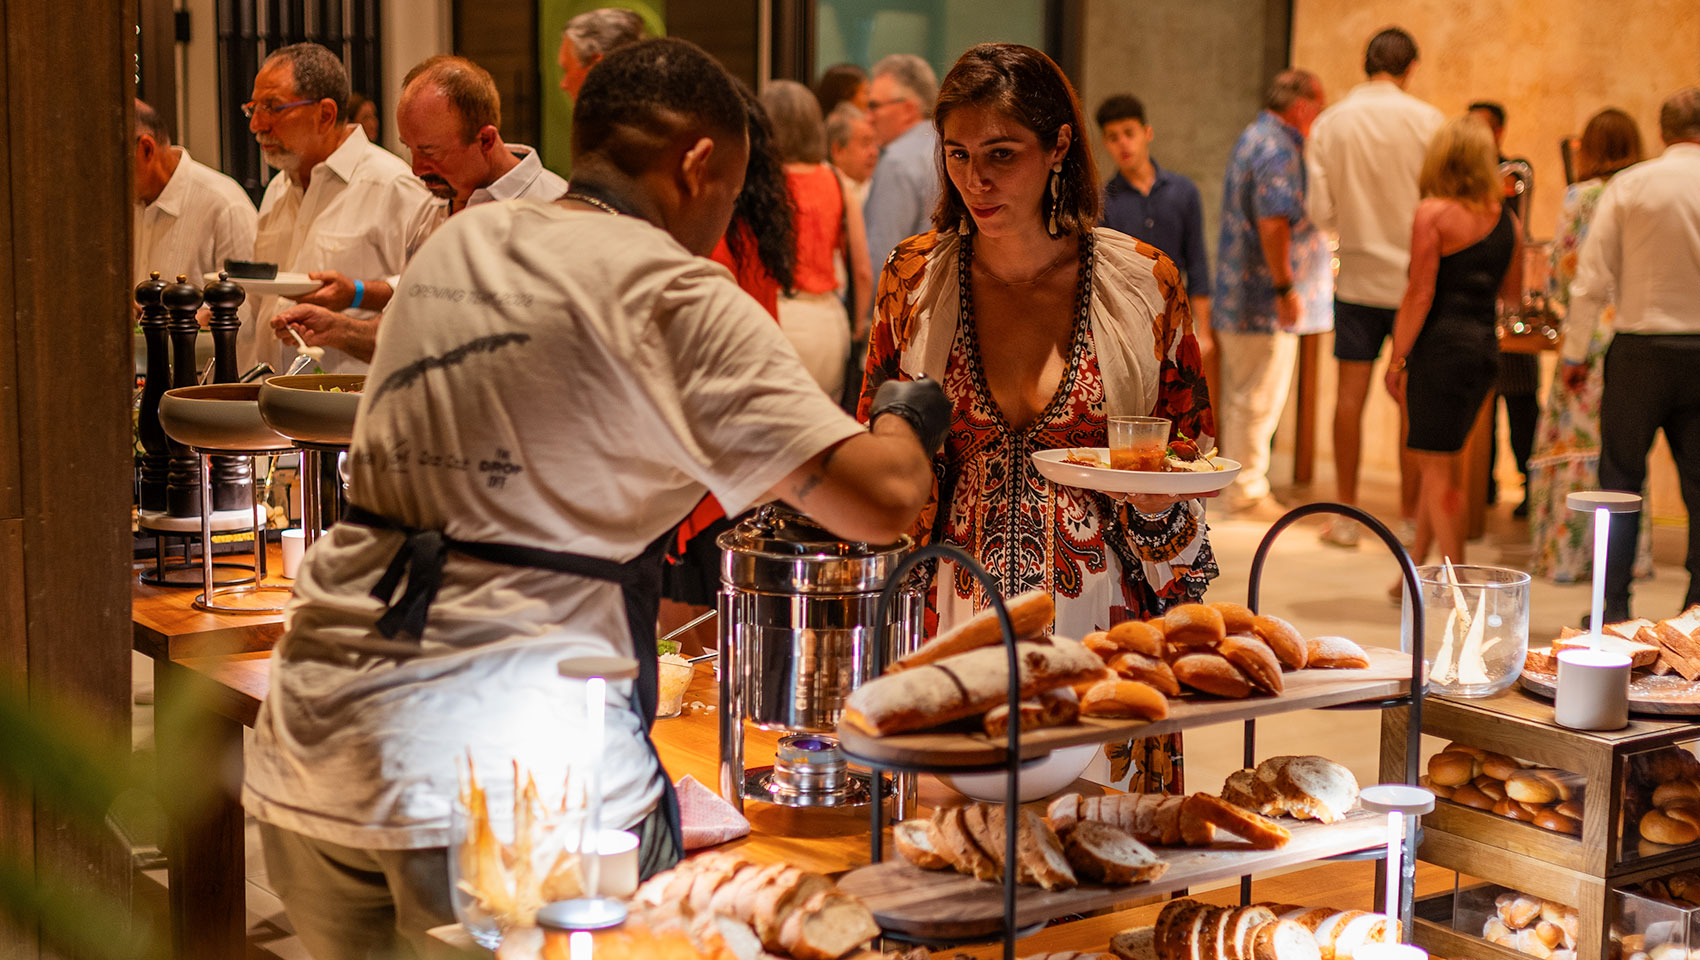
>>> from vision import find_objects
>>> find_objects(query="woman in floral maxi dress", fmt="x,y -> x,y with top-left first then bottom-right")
857,43 -> 1217,792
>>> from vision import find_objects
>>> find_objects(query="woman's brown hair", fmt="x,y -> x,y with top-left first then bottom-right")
1577,108 -> 1643,181
930,43 -> 1099,237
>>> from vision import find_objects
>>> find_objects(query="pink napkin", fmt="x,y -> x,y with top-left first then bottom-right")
675,774 -> 751,850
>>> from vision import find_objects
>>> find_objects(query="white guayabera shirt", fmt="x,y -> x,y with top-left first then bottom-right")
133,147 -> 258,296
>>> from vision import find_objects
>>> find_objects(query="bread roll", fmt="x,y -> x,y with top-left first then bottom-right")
1535,921 -> 1564,948
889,589 -> 1054,671
1219,635 -> 1284,695
1210,602 -> 1259,635
1653,779 -> 1700,807
1642,807 -> 1700,845
1173,653 -> 1254,698
1667,802 -> 1700,830
1418,775 -> 1455,800
1493,798 -> 1540,822
1497,892 -> 1542,928
1555,799 -> 1584,821
1109,651 -> 1183,696
1108,620 -> 1167,657
1085,633 -> 1121,661
1483,918 -> 1513,944
1506,769 -> 1578,804
1476,753 -> 1519,781
1535,808 -> 1582,835
1450,783 -> 1494,810
1165,603 -> 1227,652
1268,755 -> 1360,823
1250,615 -> 1308,670
843,637 -> 1104,736
1081,679 -> 1170,720
983,686 -> 1081,737
1427,750 -> 1478,787
1305,635 -> 1370,669
1514,927 -> 1555,959
1474,776 -> 1507,802
1445,742 -> 1487,759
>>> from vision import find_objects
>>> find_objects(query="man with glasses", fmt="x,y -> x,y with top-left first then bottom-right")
243,42 -> 431,374
270,55 -> 566,364
862,53 -> 940,280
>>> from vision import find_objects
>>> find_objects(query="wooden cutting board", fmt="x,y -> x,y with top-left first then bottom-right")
1520,669 -> 1700,715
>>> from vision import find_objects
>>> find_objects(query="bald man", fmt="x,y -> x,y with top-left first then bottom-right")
275,55 -> 565,363
132,98 -> 257,293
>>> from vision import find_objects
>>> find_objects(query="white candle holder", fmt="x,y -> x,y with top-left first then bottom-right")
1358,783 -> 1436,932
1555,648 -> 1633,730
540,655 -> 641,933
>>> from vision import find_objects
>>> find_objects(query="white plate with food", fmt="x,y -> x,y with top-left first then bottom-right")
203,271 -> 321,298
1031,446 -> 1241,496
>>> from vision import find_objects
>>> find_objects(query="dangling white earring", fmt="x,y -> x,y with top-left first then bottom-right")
1047,163 -> 1063,238
958,214 -> 971,236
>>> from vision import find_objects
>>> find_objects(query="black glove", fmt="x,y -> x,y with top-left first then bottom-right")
870,376 -> 951,458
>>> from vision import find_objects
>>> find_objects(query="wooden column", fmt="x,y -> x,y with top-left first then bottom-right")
1293,333 -> 1320,485
0,0 -> 138,957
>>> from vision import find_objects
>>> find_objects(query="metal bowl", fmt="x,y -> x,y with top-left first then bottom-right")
257,375 -> 365,447
159,383 -> 292,452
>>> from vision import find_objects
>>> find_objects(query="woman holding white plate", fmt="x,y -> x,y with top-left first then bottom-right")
856,43 -> 1218,791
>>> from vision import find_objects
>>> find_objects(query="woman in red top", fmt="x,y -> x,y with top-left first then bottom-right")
761,80 -> 873,398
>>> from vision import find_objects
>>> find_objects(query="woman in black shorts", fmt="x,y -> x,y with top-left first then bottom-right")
1385,114 -> 1523,566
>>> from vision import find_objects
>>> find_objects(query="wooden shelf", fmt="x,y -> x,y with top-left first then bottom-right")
838,647 -> 1412,770
836,809 -> 1387,940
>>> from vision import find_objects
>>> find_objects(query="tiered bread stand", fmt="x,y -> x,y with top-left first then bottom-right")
835,505 -> 1429,959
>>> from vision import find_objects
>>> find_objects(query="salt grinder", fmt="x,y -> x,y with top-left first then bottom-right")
203,272 -> 252,510
163,275 -> 205,517
135,271 -> 172,513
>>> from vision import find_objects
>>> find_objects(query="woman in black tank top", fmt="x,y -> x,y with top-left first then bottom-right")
1384,115 -> 1525,567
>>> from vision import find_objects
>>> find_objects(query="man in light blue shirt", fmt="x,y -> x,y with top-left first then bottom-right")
863,54 -> 939,283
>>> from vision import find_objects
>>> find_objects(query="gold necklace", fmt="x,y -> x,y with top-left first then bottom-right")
976,243 -> 1075,286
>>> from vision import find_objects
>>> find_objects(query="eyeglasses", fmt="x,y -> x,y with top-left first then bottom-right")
866,98 -> 908,111
242,98 -> 317,119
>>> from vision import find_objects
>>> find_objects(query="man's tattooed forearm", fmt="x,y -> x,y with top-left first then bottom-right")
794,472 -> 823,501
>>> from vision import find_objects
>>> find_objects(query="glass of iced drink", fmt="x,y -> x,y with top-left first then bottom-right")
1108,416 -> 1171,471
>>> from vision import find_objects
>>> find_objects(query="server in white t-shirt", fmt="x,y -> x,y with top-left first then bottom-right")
243,39 -> 944,958
243,42 -> 433,375
1304,27 -> 1444,544
273,55 -> 568,364
132,98 -> 257,296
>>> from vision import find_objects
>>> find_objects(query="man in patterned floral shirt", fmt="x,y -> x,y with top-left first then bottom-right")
1211,70 -> 1331,520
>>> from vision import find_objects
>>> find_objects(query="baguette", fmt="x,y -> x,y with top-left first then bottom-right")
889,588 -> 1055,672
775,889 -> 879,960
963,803 -> 1006,872
933,806 -> 998,879
1047,793 -> 1082,835
1007,806 -> 1077,891
843,637 -> 1105,736
752,868 -> 833,950
983,686 -> 1081,737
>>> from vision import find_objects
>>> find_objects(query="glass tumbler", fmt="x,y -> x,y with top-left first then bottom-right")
1108,416 -> 1170,471
1414,564 -> 1530,697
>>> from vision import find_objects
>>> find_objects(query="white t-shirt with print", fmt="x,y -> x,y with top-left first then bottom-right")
243,200 -> 865,849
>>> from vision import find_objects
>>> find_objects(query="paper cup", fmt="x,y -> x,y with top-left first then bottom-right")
1555,646 -> 1632,730
280,528 -> 306,579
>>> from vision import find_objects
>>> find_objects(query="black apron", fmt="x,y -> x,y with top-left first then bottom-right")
342,503 -> 685,875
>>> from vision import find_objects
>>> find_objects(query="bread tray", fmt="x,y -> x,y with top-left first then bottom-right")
836,646 -> 1412,771
1518,669 -> 1700,716
837,808 -> 1386,940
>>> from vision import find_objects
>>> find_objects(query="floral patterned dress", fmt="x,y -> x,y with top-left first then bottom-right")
1528,179 -> 1653,582
859,228 -> 1218,792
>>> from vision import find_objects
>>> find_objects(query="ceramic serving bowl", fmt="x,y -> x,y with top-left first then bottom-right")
257,375 -> 366,447
159,383 -> 293,452
936,743 -> 1099,804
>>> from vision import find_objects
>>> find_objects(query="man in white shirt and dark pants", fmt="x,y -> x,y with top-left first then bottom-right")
132,98 -> 257,293
1305,27 -> 1444,545
244,42 -> 433,374
273,54 -> 567,364
1562,87 -> 1700,623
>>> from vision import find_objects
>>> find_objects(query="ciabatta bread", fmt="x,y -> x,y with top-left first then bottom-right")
843,637 -> 1104,736
889,588 -> 1054,672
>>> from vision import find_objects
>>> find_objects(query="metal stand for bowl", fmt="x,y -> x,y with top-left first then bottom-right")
296,441 -> 348,547
137,507 -> 263,588
192,448 -> 290,614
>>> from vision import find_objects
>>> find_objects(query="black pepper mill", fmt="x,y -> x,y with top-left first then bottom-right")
203,272 -> 252,510
136,271 -> 172,513
163,275 -> 206,517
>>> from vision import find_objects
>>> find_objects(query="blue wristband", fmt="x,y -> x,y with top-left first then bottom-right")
350,280 -> 365,311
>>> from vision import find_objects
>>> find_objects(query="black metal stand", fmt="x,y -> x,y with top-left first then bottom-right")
1237,502 -> 1428,933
